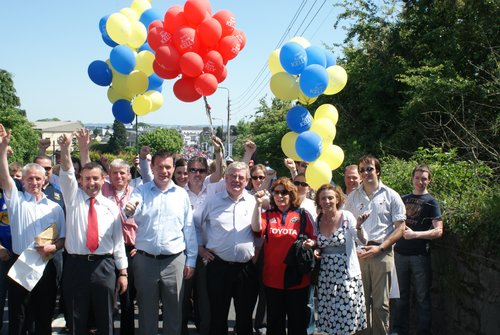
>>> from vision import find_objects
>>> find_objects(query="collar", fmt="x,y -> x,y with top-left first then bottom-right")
149,180 -> 177,193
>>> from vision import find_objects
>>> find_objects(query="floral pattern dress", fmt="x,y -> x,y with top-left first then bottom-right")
316,225 -> 367,334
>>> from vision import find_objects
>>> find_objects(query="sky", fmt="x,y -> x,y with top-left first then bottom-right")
0,0 -> 346,127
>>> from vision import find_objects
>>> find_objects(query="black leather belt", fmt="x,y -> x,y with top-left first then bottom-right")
367,241 -> 381,246
68,254 -> 113,261
213,254 -> 249,265
137,250 -> 180,259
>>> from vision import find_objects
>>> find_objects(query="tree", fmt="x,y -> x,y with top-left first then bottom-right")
139,128 -> 184,154
107,120 -> 128,154
0,69 -> 24,116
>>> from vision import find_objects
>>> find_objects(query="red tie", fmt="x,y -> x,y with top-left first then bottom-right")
86,197 -> 99,253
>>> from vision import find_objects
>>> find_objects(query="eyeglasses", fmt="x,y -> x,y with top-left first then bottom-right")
251,175 -> 265,181
359,166 -> 375,174
272,189 -> 289,197
43,166 -> 52,171
189,168 -> 207,174
293,181 -> 309,187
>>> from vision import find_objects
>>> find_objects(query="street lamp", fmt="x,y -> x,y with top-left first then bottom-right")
218,86 -> 231,156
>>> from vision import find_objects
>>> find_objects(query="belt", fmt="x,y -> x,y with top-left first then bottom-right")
213,254 -> 250,265
367,241 -> 381,246
68,254 -> 113,261
137,250 -> 180,260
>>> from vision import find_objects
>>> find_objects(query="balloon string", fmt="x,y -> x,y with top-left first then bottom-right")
203,96 -> 225,158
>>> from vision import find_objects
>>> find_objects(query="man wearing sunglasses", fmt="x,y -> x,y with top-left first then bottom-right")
345,154 -> 406,335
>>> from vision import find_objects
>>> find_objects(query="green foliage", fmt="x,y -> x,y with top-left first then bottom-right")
0,69 -> 22,113
0,108 -> 39,164
107,120 -> 128,154
138,128 -> 184,154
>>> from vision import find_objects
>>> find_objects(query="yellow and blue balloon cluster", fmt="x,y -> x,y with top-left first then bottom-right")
87,0 -> 164,124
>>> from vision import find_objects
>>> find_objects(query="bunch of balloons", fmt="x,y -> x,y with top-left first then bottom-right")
147,0 -> 245,102
268,37 -> 347,105
87,0 -> 166,124
281,104 -> 345,190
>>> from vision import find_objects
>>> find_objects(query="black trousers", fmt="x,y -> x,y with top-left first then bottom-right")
8,259 -> 57,335
118,246 -> 136,335
207,256 -> 258,335
265,285 -> 309,335
62,256 -> 116,335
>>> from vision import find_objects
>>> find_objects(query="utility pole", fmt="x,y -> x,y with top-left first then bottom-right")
218,86 -> 231,157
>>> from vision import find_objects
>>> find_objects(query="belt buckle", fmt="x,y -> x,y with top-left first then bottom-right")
87,254 -> 96,261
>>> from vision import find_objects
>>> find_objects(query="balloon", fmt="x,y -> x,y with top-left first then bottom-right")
173,76 -> 202,102
268,49 -> 285,74
138,42 -> 153,53
213,10 -> 236,36
297,89 -> 317,105
107,86 -> 126,104
315,104 -> 339,125
232,29 -> 246,50
319,144 -> 344,170
155,45 -> 180,71
217,35 -> 240,62
197,17 -> 222,48
144,90 -> 164,111
296,131 -> 322,162
286,106 -> 313,133
299,64 -> 329,97
131,0 -> 151,17
120,8 -> 139,22
324,65 -> 348,95
305,160 -> 332,190
289,36 -> 311,48
147,73 -> 164,91
135,50 -> 155,75
88,60 -> 112,86
214,65 -> 227,83
147,26 -> 172,51
99,15 -> 109,34
281,132 -> 301,161
111,71 -> 134,99
147,19 -> 163,32
269,72 -> 299,101
139,8 -> 163,30
305,45 -> 327,67
106,13 -> 132,45
132,94 -> 152,116
173,26 -> 200,54
279,42 -> 307,75
127,70 -> 149,96
184,0 -> 211,26
110,45 -> 136,75
127,20 -> 148,49
203,50 -> 224,76
324,50 -> 336,67
194,73 -> 218,96
113,99 -> 136,123
310,117 -> 336,142
99,15 -> 118,47
164,6 -> 187,34
179,52 -> 204,77
153,60 -> 180,79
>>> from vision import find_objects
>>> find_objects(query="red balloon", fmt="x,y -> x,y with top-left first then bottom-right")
173,26 -> 200,54
184,0 -> 211,26
197,17 -> 222,48
148,20 -> 163,32
153,60 -> 180,79
148,26 -> 173,52
164,6 -> 187,34
179,52 -> 204,77
232,29 -> 246,50
217,35 -> 241,62
173,76 -> 202,102
215,65 -> 227,83
213,10 -> 236,37
203,50 -> 224,76
195,73 -> 218,96
155,45 -> 180,71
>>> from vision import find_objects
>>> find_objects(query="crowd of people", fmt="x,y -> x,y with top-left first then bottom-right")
0,123 -> 443,335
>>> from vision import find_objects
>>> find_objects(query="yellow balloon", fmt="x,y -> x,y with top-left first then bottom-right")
112,72 -> 134,99
298,89 -> 317,105
127,70 -> 148,96
107,86 -> 126,104
270,72 -> 299,101
310,118 -> 336,143
324,65 -> 348,95
315,104 -> 339,125
145,90 -> 163,111
106,13 -> 132,45
119,8 -> 139,21
268,49 -> 285,74
281,131 -> 301,161
305,159 -> 332,190
135,50 -> 155,75
131,0 -> 152,17
319,144 -> 344,170
127,20 -> 147,49
289,36 -> 311,48
132,95 -> 152,116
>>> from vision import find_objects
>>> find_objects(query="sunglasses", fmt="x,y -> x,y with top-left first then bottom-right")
189,168 -> 207,174
272,190 -> 289,197
43,166 -> 52,171
251,175 -> 265,181
359,166 -> 375,174
293,181 -> 309,187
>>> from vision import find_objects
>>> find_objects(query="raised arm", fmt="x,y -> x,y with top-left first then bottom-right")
251,191 -> 266,233
75,128 -> 91,166
284,158 -> 298,179
139,146 -> 153,183
0,124 -> 14,194
242,140 -> 256,165
57,133 -> 74,172
37,138 -> 51,156
209,135 -> 223,182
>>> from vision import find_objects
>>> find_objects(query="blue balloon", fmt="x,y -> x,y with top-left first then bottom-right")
286,106 -> 312,133
110,45 -> 136,75
324,50 -> 336,67
88,60 -> 112,86
102,32 -> 118,47
306,46 -> 326,67
299,64 -> 329,98
112,99 -> 135,124
296,131 -> 322,162
279,42 -> 307,75
140,9 -> 163,30
147,73 -> 164,91
98,15 -> 109,34
138,42 -> 154,53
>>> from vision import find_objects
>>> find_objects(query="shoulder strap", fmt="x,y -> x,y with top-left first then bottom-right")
264,210 -> 270,242
298,207 -> 306,236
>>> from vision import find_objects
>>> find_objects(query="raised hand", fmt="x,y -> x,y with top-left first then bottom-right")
75,128 -> 91,149
244,140 -> 256,154
211,135 -> 223,153
139,146 -> 151,160
57,133 -> 73,150
0,124 -> 11,150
